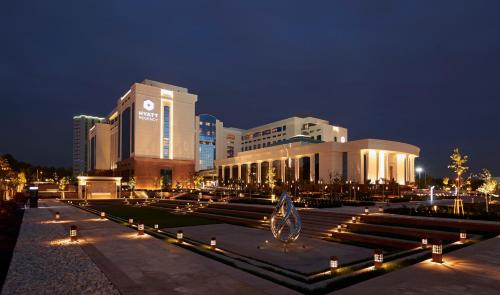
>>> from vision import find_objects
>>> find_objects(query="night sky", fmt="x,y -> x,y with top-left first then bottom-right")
1,1 -> 499,177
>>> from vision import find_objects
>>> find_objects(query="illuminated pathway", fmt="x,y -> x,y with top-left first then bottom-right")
2,200 -> 296,295
334,235 -> 500,294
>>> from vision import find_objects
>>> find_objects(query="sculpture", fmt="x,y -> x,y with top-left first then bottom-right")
270,191 -> 301,243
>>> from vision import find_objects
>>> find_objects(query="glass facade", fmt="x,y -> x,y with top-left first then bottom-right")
163,106 -> 170,159
198,114 -> 216,170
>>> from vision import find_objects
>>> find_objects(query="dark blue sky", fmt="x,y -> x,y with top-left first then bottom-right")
1,1 -> 499,177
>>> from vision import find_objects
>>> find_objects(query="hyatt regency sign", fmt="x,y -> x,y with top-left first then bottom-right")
138,99 -> 159,122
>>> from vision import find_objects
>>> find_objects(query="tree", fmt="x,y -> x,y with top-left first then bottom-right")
477,169 -> 497,213
193,175 -> 204,189
442,177 -> 450,192
128,177 -> 136,198
265,167 -> 277,201
17,172 -> 27,192
448,148 -> 469,197
58,177 -> 69,199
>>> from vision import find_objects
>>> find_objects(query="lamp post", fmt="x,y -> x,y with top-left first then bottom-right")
374,249 -> 383,269
421,237 -> 428,249
432,240 -> 443,263
70,225 -> 78,242
416,167 -> 423,188
137,221 -> 144,235
330,256 -> 338,273
460,230 -> 467,243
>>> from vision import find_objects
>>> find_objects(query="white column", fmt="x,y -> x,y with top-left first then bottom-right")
281,159 -> 286,181
257,162 -> 262,183
221,165 -> 225,181
294,158 -> 300,181
309,155 -> 315,183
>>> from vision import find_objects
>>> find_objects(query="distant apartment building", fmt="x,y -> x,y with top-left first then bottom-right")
72,115 -> 104,176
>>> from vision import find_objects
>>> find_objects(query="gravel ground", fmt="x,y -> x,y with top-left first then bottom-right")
1,206 -> 119,295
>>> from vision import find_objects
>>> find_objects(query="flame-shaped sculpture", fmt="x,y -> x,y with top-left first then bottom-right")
270,192 -> 301,243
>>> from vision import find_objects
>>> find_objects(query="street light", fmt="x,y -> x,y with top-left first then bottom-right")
416,167 -> 423,188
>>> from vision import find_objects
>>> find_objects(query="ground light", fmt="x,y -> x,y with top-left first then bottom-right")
330,256 -> 338,273
138,221 -> 144,235
378,206 -> 384,213
154,224 -> 159,231
421,238 -> 428,248
336,225 -> 342,232
210,237 -> 217,250
364,207 -> 369,215
351,216 -> 356,223
100,212 -> 106,219
460,230 -> 467,243
128,218 -> 134,224
432,240 -> 443,263
374,249 -> 383,269
55,212 -> 60,220
70,225 -> 78,242
177,230 -> 183,242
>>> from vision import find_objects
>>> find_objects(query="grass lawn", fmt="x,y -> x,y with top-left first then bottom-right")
89,204 -> 219,228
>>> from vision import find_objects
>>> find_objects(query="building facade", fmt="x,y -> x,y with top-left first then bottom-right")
214,138 -> 419,185
88,80 -> 197,189
83,78 -> 420,190
73,115 -> 104,176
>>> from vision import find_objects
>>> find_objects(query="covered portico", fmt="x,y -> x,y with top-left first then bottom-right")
77,176 -> 122,199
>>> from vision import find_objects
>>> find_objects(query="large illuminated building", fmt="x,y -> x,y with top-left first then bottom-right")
89,80 -> 197,189
85,79 -> 419,189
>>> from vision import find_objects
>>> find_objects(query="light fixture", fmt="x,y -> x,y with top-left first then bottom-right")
421,238 -> 428,248
378,206 -> 383,213
330,256 -> 338,272
210,237 -> 217,250
337,225 -> 342,232
100,212 -> 106,219
351,216 -> 356,223
460,230 -> 467,243
177,230 -> 183,241
374,249 -> 383,269
432,240 -> 443,263
364,207 -> 369,215
55,212 -> 60,220
154,224 -> 159,230
70,225 -> 78,242
356,216 -> 361,223
138,221 -> 144,235
128,218 -> 134,225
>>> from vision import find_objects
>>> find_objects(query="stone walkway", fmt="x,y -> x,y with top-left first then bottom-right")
1,203 -> 119,295
334,235 -> 500,295
1,200 -> 296,295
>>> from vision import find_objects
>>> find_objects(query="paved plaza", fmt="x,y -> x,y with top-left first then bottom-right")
1,200 -> 296,295
170,223 -> 372,273
2,199 -> 500,294
335,235 -> 500,295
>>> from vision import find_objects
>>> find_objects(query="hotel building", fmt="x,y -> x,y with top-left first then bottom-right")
85,79 -> 419,189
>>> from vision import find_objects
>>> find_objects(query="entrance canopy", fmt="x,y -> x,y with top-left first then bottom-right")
77,176 -> 122,199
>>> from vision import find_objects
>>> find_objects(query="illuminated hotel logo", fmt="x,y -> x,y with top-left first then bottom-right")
138,99 -> 159,121
143,99 -> 155,111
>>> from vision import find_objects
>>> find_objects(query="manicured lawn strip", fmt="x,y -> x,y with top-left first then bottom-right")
88,205 -> 219,228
